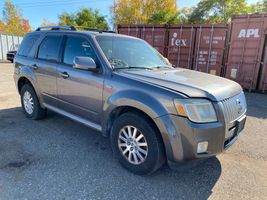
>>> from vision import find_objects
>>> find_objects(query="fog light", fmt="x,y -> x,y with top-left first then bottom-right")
197,141 -> 208,154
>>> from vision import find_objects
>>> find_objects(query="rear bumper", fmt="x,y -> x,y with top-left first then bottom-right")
154,113 -> 246,164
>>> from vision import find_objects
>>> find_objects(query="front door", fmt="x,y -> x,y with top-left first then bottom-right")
56,35 -> 104,124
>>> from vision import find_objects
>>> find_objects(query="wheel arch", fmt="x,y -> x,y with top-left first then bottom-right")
102,90 -> 169,135
17,75 -> 44,109
18,76 -> 34,94
106,105 -> 167,157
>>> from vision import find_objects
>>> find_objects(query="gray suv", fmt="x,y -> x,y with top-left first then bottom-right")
13,26 -> 247,175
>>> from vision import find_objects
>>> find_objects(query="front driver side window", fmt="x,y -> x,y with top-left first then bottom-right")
63,36 -> 98,66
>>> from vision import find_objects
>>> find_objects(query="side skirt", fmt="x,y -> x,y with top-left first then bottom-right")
43,103 -> 102,132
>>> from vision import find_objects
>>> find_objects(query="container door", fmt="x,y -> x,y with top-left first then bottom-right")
167,26 -> 195,69
258,35 -> 267,92
193,26 -> 227,76
225,15 -> 267,90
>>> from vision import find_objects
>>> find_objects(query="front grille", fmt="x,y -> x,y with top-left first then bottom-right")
220,92 -> 247,123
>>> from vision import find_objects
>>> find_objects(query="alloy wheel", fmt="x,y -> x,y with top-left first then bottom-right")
118,125 -> 148,165
23,91 -> 34,115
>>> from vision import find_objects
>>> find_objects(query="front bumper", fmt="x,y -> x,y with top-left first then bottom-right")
154,113 -> 246,164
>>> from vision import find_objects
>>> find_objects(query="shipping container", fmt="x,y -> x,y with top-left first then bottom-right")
225,14 -> 267,91
167,25 -> 195,69
193,25 -> 228,76
117,21 -> 267,89
140,25 -> 167,56
117,25 -> 140,38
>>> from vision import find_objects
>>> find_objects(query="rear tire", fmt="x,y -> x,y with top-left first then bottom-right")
110,112 -> 165,175
20,84 -> 46,120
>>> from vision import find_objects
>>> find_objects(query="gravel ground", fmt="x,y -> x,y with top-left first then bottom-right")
0,62 -> 266,200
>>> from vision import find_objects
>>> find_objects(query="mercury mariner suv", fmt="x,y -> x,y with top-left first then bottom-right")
13,26 -> 247,175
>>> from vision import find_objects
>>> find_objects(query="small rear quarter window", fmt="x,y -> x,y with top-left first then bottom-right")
17,34 -> 40,57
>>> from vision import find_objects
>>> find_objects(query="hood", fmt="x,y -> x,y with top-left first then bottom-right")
118,68 -> 242,101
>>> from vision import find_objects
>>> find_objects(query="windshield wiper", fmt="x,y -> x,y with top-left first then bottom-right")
152,65 -> 173,69
113,66 -> 153,70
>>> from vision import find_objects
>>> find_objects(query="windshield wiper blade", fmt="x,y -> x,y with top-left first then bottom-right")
114,66 -> 153,70
152,65 -> 173,69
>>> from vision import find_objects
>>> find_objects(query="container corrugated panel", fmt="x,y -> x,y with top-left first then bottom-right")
193,25 -> 228,76
258,42 -> 267,92
0,34 -> 23,60
167,25 -> 195,69
225,14 -> 267,91
0,34 -> 8,60
117,25 -> 140,38
140,25 -> 167,56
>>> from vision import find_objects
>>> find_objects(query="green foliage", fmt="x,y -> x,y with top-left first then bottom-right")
58,8 -> 109,30
250,0 -> 267,13
177,7 -> 193,24
111,0 -> 178,26
147,11 -> 179,25
188,0 -> 254,24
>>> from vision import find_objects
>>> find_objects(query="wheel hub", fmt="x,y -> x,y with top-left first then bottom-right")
23,91 -> 34,115
118,125 -> 148,165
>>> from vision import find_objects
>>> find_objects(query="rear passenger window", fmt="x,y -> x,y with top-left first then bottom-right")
38,35 -> 63,62
63,36 -> 97,65
17,34 -> 40,57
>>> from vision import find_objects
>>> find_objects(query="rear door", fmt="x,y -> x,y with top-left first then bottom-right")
34,34 -> 64,106
56,34 -> 104,124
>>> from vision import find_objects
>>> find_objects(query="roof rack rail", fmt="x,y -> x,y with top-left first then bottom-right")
74,26 -> 116,33
35,25 -> 116,33
36,26 -> 76,31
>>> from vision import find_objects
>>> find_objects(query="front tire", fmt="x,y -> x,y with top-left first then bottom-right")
111,112 -> 165,175
20,84 -> 46,120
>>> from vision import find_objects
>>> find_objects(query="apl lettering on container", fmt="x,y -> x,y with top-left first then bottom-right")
225,14 -> 267,92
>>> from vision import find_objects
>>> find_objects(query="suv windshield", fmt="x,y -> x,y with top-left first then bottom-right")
96,35 -> 171,70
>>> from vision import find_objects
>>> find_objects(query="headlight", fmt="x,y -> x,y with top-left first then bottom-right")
174,99 -> 217,123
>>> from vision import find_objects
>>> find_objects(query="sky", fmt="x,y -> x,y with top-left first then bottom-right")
0,0 -> 259,29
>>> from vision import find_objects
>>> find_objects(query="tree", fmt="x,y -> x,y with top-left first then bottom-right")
58,12 -> 77,26
58,8 -> 109,30
176,7 -> 193,24
1,0 -> 31,35
20,19 -> 30,32
0,20 -> 5,33
40,18 -> 57,26
188,0 -> 253,24
111,0 -> 178,27
249,0 -> 267,13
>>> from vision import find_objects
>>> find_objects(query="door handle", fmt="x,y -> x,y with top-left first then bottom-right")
60,71 -> 69,79
31,64 -> 38,70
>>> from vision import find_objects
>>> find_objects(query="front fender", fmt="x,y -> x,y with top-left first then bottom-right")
102,89 -> 169,131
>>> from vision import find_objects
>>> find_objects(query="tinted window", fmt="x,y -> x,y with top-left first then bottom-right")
17,34 -> 40,57
63,36 -> 97,65
38,35 -> 63,62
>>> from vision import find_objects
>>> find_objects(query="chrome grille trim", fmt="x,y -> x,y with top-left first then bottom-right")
220,92 -> 247,123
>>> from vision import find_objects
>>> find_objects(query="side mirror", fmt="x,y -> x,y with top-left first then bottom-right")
73,56 -> 98,71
